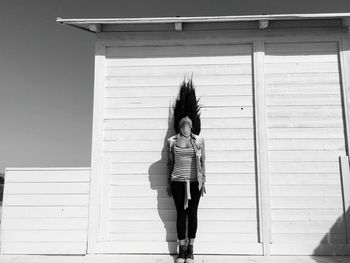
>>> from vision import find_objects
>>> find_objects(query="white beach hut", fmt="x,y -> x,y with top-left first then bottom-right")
1,12 -> 350,256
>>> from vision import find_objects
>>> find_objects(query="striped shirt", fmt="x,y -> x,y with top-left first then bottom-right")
171,144 -> 198,182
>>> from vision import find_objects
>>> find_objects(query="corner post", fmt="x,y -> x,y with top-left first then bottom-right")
86,39 -> 106,254
253,39 -> 272,256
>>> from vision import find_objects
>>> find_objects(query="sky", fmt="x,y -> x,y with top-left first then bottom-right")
1,0 -> 350,173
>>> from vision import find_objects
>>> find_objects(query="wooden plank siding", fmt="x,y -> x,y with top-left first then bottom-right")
264,41 -> 350,254
89,23 -> 350,254
98,43 -> 263,254
0,168 -> 90,254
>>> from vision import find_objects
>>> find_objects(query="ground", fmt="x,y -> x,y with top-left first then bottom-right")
0,255 -> 349,263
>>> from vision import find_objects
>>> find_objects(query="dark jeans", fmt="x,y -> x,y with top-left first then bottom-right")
171,180 -> 201,240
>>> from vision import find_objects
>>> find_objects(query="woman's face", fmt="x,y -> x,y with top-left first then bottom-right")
180,123 -> 191,137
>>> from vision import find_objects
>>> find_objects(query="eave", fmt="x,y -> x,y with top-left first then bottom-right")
56,13 -> 350,33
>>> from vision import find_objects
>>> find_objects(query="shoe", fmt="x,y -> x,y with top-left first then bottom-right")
176,244 -> 186,263
185,244 -> 194,263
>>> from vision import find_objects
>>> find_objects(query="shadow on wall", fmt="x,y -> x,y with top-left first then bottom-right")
0,173 -> 3,203
291,157 -> 350,260
311,207 -> 350,261
312,155 -> 350,260
311,156 -> 350,259
148,103 -> 177,255
0,173 -> 4,228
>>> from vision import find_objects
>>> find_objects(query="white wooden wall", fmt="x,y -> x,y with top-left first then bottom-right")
98,43 -> 262,254
0,167 -> 90,254
87,22 -> 350,255
265,41 -> 350,254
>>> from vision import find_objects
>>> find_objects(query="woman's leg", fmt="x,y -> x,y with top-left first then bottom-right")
187,181 -> 201,240
171,181 -> 187,241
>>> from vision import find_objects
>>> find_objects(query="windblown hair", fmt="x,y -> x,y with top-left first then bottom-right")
172,75 -> 202,135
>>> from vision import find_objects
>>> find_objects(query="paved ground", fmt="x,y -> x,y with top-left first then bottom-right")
0,255 -> 350,263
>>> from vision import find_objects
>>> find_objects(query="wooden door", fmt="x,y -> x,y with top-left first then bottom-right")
95,43 -> 263,254
264,41 -> 350,255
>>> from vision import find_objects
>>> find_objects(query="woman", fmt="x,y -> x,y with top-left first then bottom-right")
166,116 -> 206,263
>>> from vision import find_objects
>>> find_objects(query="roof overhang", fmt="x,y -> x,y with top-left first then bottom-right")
56,12 -> 350,33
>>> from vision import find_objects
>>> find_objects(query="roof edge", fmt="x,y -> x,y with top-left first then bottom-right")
56,12 -> 350,33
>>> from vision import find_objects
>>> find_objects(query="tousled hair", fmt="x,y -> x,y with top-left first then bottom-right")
172,75 -> 202,135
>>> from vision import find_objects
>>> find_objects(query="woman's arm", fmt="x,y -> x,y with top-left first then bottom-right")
201,137 -> 206,183
166,140 -> 173,185
166,140 -> 174,197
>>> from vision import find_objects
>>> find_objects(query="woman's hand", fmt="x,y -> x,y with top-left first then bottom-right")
166,183 -> 172,197
200,183 -> 206,197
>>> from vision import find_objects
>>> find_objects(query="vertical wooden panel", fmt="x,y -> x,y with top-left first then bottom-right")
253,39 -> 272,255
339,36 -> 350,245
339,38 -> 350,156
339,155 -> 350,243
